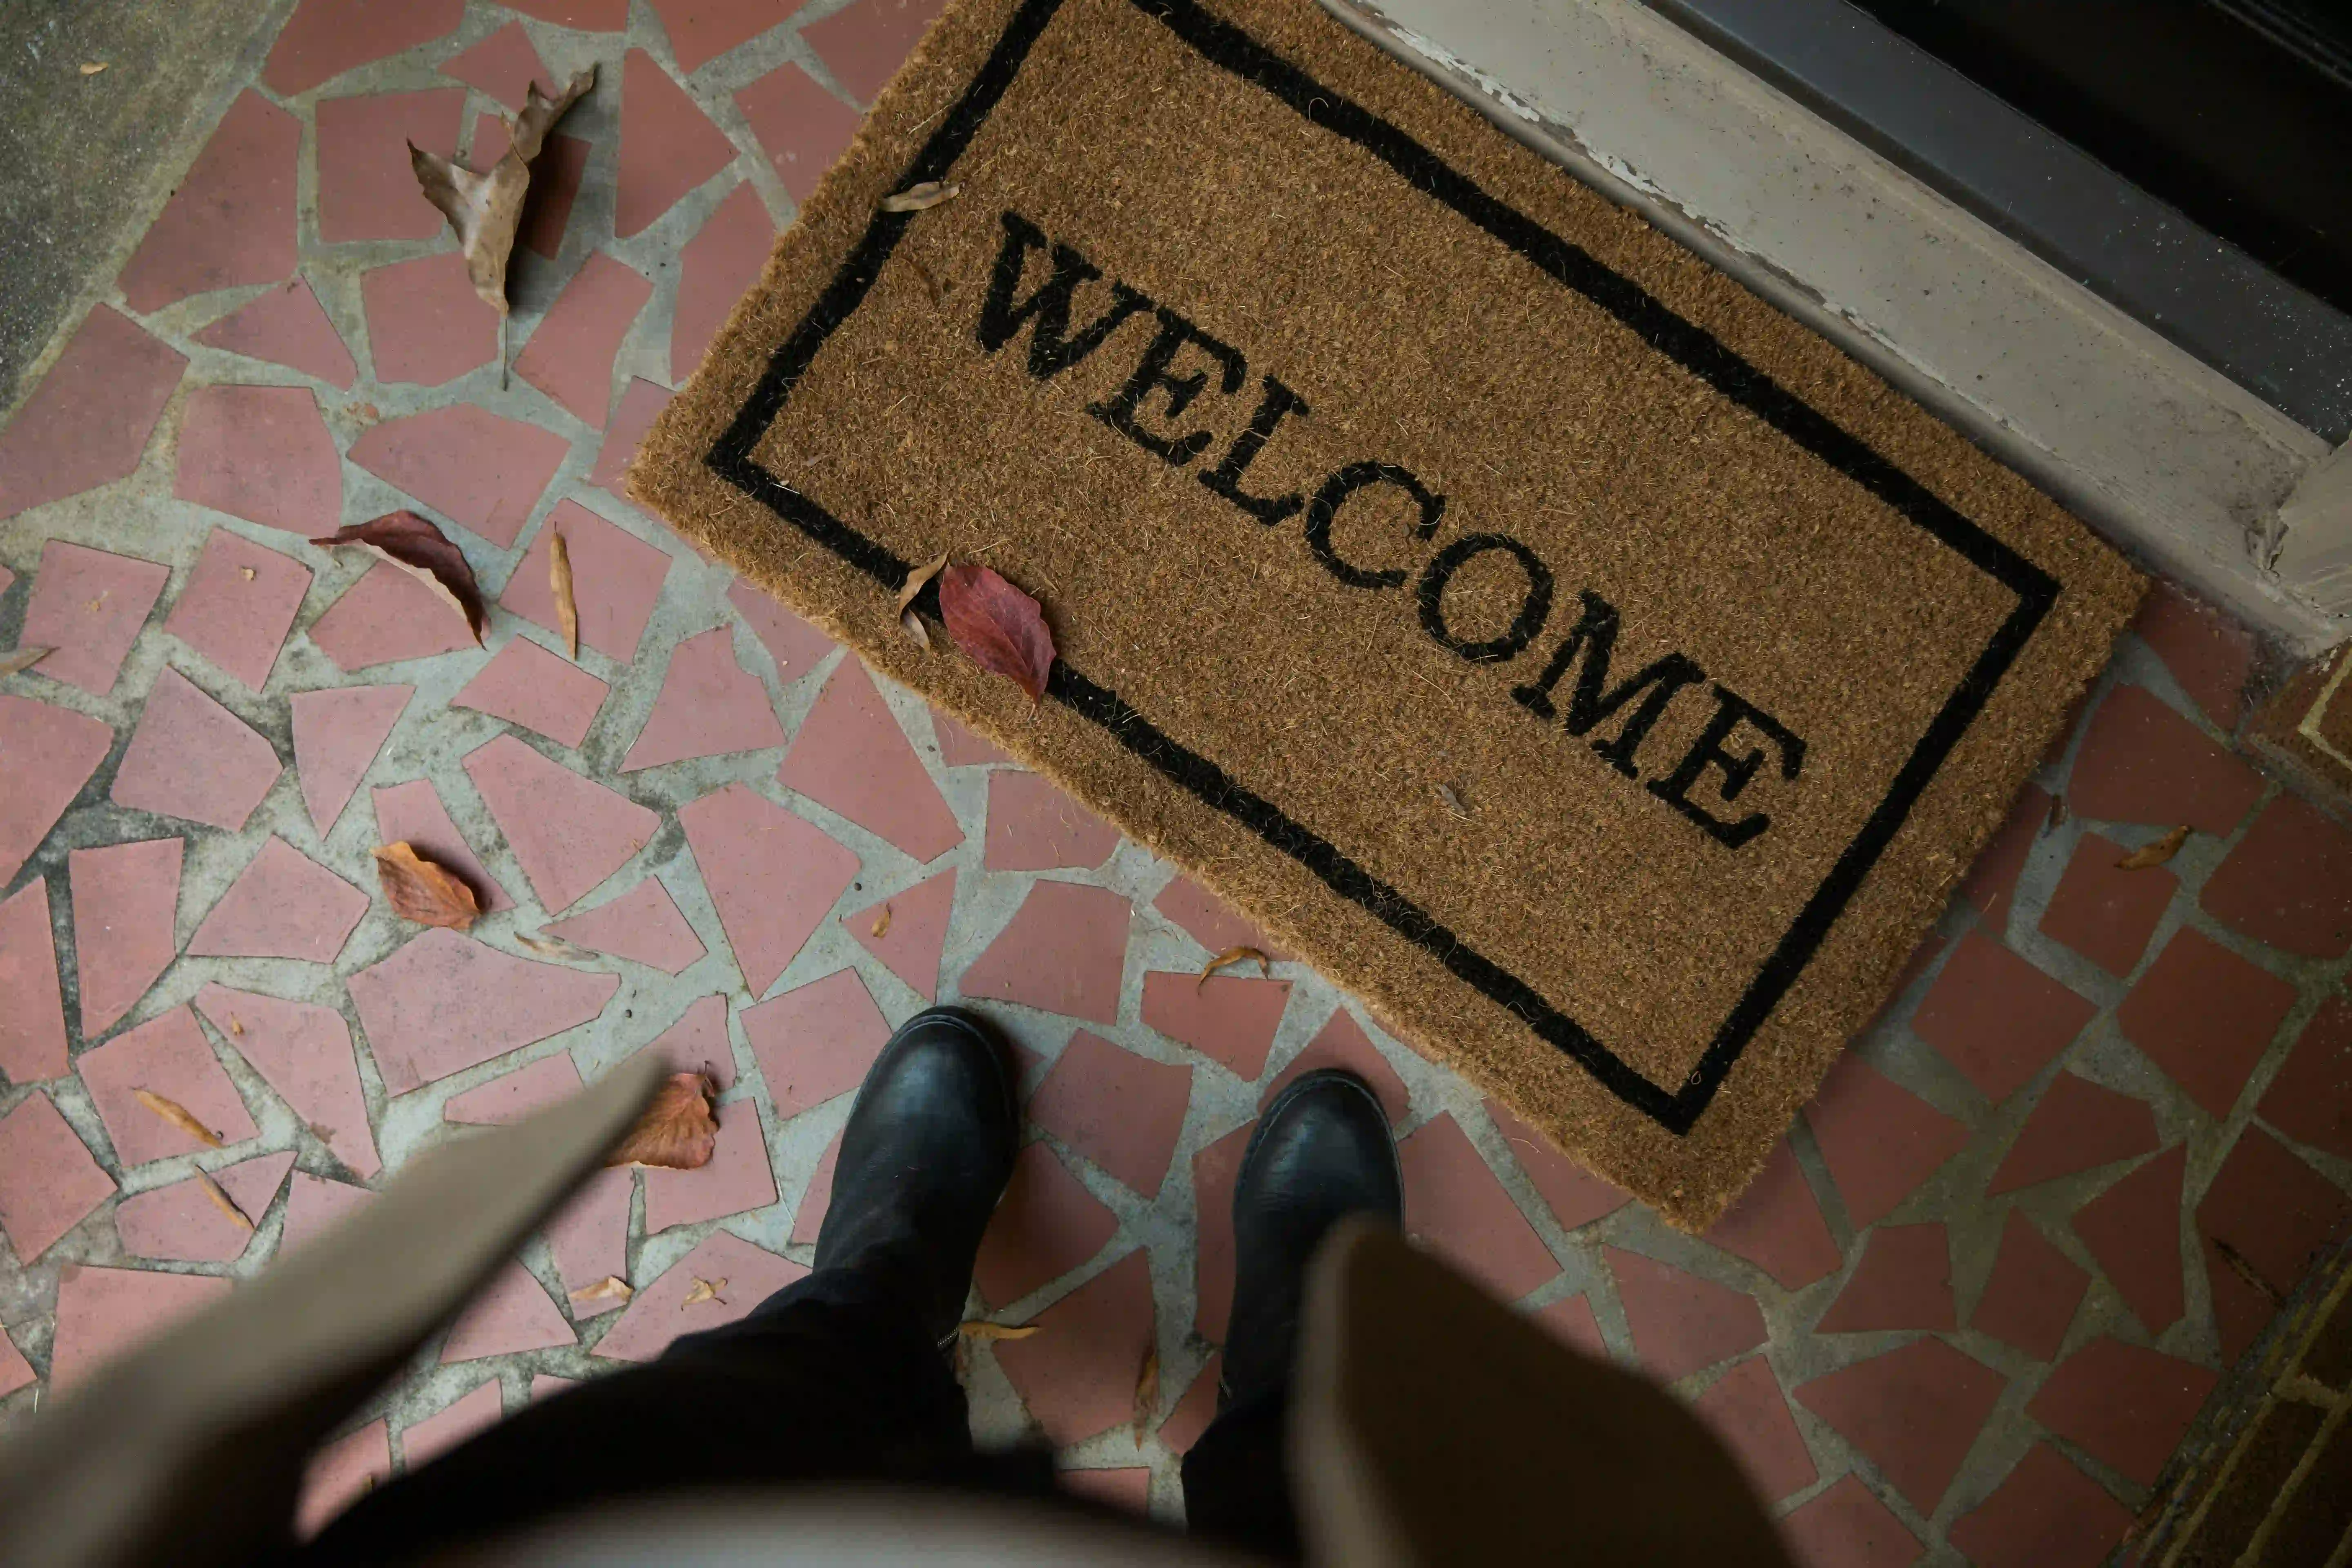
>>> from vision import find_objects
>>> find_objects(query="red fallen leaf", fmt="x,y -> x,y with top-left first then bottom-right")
605,1072 -> 719,1169
312,511 -> 488,645
937,564 -> 1055,700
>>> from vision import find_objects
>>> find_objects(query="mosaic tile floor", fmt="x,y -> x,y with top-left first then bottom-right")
2,0 -> 2350,1561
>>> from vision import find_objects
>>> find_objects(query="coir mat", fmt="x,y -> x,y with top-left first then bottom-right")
631,0 -> 2140,1227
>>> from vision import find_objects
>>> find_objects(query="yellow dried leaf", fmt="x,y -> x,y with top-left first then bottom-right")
238,566 -> 256,581
194,1173 -> 254,1231
896,552 -> 949,617
80,62 -> 107,75
881,180 -> 960,213
227,1015 -> 243,1037
135,1089 -> 224,1149
605,1073 -> 718,1169
682,1277 -> 727,1307
0,647 -> 53,677
372,842 -> 481,931
2117,825 -> 2190,870
957,1321 -> 1040,1341
1132,1342 -> 1159,1437
1198,945 -> 1271,987
570,1275 -> 633,1304
550,526 -> 579,659
517,931 -> 592,962
871,903 -> 893,938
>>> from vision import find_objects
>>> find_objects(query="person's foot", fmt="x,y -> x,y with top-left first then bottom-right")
1221,1069 -> 1403,1408
812,1006 -> 1019,1345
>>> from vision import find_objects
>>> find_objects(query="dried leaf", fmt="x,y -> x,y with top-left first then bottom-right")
901,609 -> 931,648
2047,793 -> 2068,831
1435,782 -> 1469,818
606,1073 -> 719,1170
549,526 -> 579,659
227,1015 -> 243,1037
895,552 -> 949,617
135,1089 -> 224,1149
1132,1342 -> 1159,1437
1198,945 -> 1270,987
870,903 -> 893,938
80,62 -> 107,75
681,1277 -> 727,1307
957,1321 -> 1041,1341
881,180 -> 960,213
517,931 -> 592,962
194,1172 -> 254,1231
239,566 -> 256,581
312,512 -> 487,644
0,646 -> 53,677
570,1275 -> 633,1304
372,842 -> 482,931
2118,825 -> 2190,870
938,564 -> 1056,701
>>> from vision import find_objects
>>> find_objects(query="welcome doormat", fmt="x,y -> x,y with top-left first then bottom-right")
632,0 -> 2140,1227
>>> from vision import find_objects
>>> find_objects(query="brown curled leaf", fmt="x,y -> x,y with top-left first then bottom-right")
195,1172 -> 254,1231
517,931 -> 592,962
372,842 -> 482,931
957,1321 -> 1040,1341
606,1073 -> 719,1170
938,564 -> 1055,701
2117,825 -> 2190,870
2047,793 -> 2068,831
681,1276 -> 727,1307
410,67 -> 595,324
136,1089 -> 224,1149
312,512 -> 487,645
549,526 -> 579,659
570,1275 -> 633,1304
0,647 -> 53,677
880,180 -> 960,213
1198,945 -> 1271,987
871,903 -> 893,939
1132,1342 -> 1159,1437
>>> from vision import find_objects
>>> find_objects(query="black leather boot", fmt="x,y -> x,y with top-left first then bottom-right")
811,1006 -> 1020,1345
1220,1068 -> 1403,1408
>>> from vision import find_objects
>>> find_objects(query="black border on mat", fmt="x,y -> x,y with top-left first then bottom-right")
706,0 -> 2061,1136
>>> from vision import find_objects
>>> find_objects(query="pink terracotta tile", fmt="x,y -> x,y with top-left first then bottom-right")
1061,1466 -> 1149,1513
678,782 -> 861,996
0,306 -> 184,520
744,968 -> 890,1117
0,1093 -> 116,1260
1265,1010 -> 1410,1124
984,770 -> 1118,871
0,1329 -> 32,1399
51,1264 -> 229,1388
1029,1030 -> 1192,1199
615,50 -> 738,237
1533,1294 -> 1610,1359
961,882 -> 1134,1026
530,1374 -> 578,1399
348,405 -> 569,548
2116,928 -> 2296,1119
503,501 -> 672,662
993,1247 -> 1156,1446
216,1148 -> 298,1223
975,1143 -> 1121,1307
199,983 -> 381,1176
2068,685 -> 2264,835
1138,971 -> 1288,1076
175,383 -> 342,535
402,1380 -> 503,1468
1911,933 -> 2095,1103
515,252 -> 652,425
506,0 -> 630,26
463,733 -> 659,913
730,579 -> 835,682
79,1005 -> 257,1164
360,253 -> 499,386
112,667 -> 282,830
1971,1210 -> 2089,1360
316,89 -> 464,243
735,62 -> 862,205
624,625 -> 784,769
844,868 -> 955,1000
1152,874 -> 1284,959
2199,1126 -> 2352,1363
444,1053 -> 583,1124
441,1261 -> 575,1361
312,563 -> 481,671
2028,1336 -> 2216,1487
638,993 -> 736,1089
453,637 -> 609,749
789,1129 -> 840,1244
1987,1073 -> 2160,1196
116,1170 -> 265,1263
298,1421 -> 391,1539
0,697 -> 112,888
2072,1145 -> 2186,1334
1948,1445 -> 2132,1568
2136,581 -> 2256,731
1791,1338 -> 2006,1515
1601,1246 -> 1765,1381
187,837 -> 367,962
1803,1055 -> 1971,1228
0,880 -> 65,1081
672,182 -> 774,382
347,929 -> 620,1093
546,877 -> 706,975
68,837 -> 182,1036
292,685 -> 412,836
1817,1223 -> 1953,1333
192,278 -> 357,388
589,379 -> 673,495
1701,1138 -> 1840,1291
1957,783 -> 2053,940
650,0 -> 790,71
116,94 -> 299,313
644,1102 -> 776,1230
372,778 -> 513,911
1192,1122 -> 1250,1341
18,539 -> 169,695
778,658 -> 961,862
438,21 -> 548,107
1694,1355 -> 1816,1503
281,1172 -> 375,1252
163,530 -> 312,692
1403,1114 -> 1559,1303
1858,930 -> 1947,1041
2203,794 -> 2352,960
2262,996 -> 2352,1161
931,706 -> 1013,768
803,0 -> 947,102
265,0 -> 464,94
2038,832 -> 2179,978
595,1231 -> 808,1362
1778,1475 -> 1922,1568
546,1166 -> 633,1316
1158,1351 -> 1221,1452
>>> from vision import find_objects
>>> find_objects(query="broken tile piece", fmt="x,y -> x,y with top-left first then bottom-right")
1699,1138 -> 1839,1291
1956,784 -> 2052,940
742,968 -> 890,1118
1266,1009 -> 1412,1125
0,880 -> 68,1082
1778,1475 -> 1922,1568
588,379 -> 673,495
0,1093 -> 117,1261
734,62 -> 862,205
18,539 -> 169,695
1192,1122 -> 1251,1341
514,253 -> 652,426
0,307 -> 186,521
1693,1355 -> 1816,1503
1139,970 -> 1288,1076
174,384 -> 343,536
1151,874 -> 1283,959
372,778 -> 514,912
802,0 -> 947,102
69,838 -> 182,1037
975,1143 -> 1121,1308
2067,685 -> 2263,834
453,637 -> 610,749
2037,832 -> 2179,978
1060,1467 -> 1149,1514
2198,1127 -> 2351,1363
614,49 -> 738,237
196,984 -> 382,1177
311,563 -> 480,671
778,658 -> 961,862
1029,1030 -> 1192,1199
51,1264 -> 230,1388
1909,933 -> 2095,1102
0,696 -> 113,888
316,88 -> 464,243
2136,581 -> 2257,731
78,1005 -> 258,1165
595,1232 -> 807,1362
462,734 -> 659,913
637,993 -> 736,1089
444,1053 -> 584,1125
116,94 -> 300,313
437,21 -> 549,108
402,1380 -> 503,1468
678,782 -> 861,997
163,530 -> 312,692
265,0 -> 466,95
216,1148 -> 298,1221
506,0 -> 630,27
1803,1055 -> 1970,1229
2261,997 -> 2352,1162
2027,1336 -> 2216,1487
992,1248 -> 1156,1446
844,869 -> 955,1000
961,883 -> 1134,1026
672,183 -> 775,381
984,771 -> 1118,871
111,667 -> 283,831
2116,928 -> 2296,1119
2201,793 -> 2352,960
1793,1338 -> 2005,1516
624,626 -> 784,770
116,1170 -> 263,1263
349,404 -> 570,549
501,502 -> 671,662
545,877 -> 706,974
0,1329 -> 33,1399
441,1262 -> 575,1361
546,1165 -> 632,1316
1946,1444 -> 2133,1568
930,706 -> 1013,768
360,252 -> 499,386
291,685 -> 413,838
649,0 -> 788,71
346,929 -> 620,1093
298,1421 -> 391,1539
643,1103 -> 777,1231
1816,1223 -> 1954,1333
1602,1246 -> 1765,1381
1970,1209 -> 2089,1360
789,1131 -> 840,1245
193,278 -> 357,388
1986,1073 -> 2160,1195
2071,1145 -> 2186,1334
1486,1097 -> 1626,1235
281,1172 -> 375,1252
729,579 -> 834,682
1402,1115 -> 1560,1303
188,837 -> 368,962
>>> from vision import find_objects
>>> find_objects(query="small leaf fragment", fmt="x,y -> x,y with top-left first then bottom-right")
312,512 -> 488,644
1132,1341 -> 1159,1437
881,180 -> 960,213
938,564 -> 1055,701
135,1089 -> 224,1149
549,526 -> 579,659
870,903 -> 893,939
2117,825 -> 2190,870
239,566 -> 256,581
372,842 -> 482,931
570,1275 -> 633,1304
606,1073 -> 719,1170
2047,793 -> 2068,831
517,931 -> 592,962
195,1172 -> 255,1232
1198,945 -> 1271,987
957,1321 -> 1040,1341
80,62 -> 107,75
901,609 -> 931,648
681,1276 -> 728,1307
895,552 -> 949,617
0,646 -> 53,677
227,1015 -> 244,1037
1435,782 -> 1469,818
